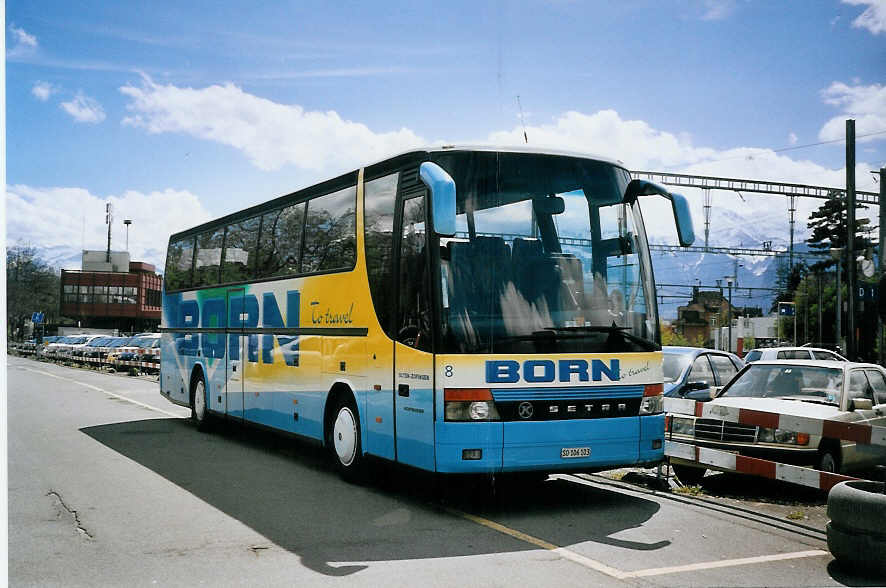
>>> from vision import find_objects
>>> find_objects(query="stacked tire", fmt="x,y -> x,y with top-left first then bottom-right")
826,480 -> 886,576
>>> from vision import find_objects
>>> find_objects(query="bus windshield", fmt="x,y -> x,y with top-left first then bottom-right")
432,151 -> 657,354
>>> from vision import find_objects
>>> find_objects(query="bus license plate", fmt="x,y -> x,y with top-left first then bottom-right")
561,447 -> 590,459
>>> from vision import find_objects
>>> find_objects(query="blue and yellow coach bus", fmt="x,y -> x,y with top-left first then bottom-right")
160,146 -> 695,478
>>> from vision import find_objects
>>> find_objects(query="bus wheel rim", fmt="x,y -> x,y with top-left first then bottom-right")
333,407 -> 357,466
195,380 -> 206,421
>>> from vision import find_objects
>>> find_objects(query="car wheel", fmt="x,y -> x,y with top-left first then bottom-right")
327,396 -> 365,481
671,464 -> 706,485
190,373 -> 212,432
816,446 -> 840,473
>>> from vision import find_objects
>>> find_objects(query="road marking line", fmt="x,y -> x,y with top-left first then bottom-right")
622,550 -> 829,578
19,365 -> 185,419
445,507 -> 628,579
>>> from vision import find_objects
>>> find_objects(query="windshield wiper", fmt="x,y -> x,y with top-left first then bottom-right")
778,396 -> 839,407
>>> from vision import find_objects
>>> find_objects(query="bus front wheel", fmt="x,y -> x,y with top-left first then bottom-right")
190,372 -> 212,432
327,396 -> 366,481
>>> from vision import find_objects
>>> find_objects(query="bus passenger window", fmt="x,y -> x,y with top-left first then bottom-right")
365,174 -> 398,338
257,202 -> 305,278
193,227 -> 225,287
164,236 -> 195,291
221,215 -> 260,283
302,186 -> 357,274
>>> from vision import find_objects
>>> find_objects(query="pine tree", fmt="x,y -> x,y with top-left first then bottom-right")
806,192 -> 872,273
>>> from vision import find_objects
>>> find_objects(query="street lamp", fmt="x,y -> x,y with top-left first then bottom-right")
124,219 -> 132,252
831,247 -> 844,354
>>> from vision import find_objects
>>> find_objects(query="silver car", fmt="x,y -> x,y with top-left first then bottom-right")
668,359 -> 886,484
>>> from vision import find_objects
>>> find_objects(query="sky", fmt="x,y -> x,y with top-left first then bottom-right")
5,0 -> 886,273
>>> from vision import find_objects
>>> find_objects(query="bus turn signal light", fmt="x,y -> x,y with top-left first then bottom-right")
444,388 -> 493,401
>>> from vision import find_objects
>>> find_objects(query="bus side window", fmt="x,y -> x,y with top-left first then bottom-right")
165,236 -> 195,291
257,203 -> 305,279
398,195 -> 431,350
302,186 -> 357,274
193,227 -> 225,288
365,173 -> 399,338
221,215 -> 260,284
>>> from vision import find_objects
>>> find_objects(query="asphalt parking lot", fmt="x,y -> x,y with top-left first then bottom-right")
7,354 -> 882,586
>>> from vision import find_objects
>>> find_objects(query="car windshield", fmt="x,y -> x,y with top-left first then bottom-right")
721,364 -> 843,405
109,337 -> 133,348
432,151 -> 657,354
663,352 -> 692,383
744,349 -> 762,362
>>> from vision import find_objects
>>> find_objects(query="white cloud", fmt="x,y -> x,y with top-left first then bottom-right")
120,75 -> 425,172
818,81 -> 886,141
483,109 -> 878,247
5,185 -> 213,270
7,25 -> 38,58
843,0 -> 886,34
31,81 -> 54,102
486,109 -> 717,170
114,76 -> 879,253
700,0 -> 737,21
60,92 -> 107,124
788,132 -> 798,145
9,25 -> 37,48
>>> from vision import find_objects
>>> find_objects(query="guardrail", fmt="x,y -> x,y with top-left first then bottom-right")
8,343 -> 160,376
663,397 -> 885,491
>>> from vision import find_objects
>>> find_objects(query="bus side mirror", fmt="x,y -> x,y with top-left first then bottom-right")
623,179 -> 695,247
420,162 -> 456,237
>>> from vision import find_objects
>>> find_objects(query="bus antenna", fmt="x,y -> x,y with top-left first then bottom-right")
517,95 -> 528,144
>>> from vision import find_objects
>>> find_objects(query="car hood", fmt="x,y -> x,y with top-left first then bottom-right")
663,381 -> 680,395
710,396 -> 842,420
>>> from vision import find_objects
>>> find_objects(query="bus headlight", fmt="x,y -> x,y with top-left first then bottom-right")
444,389 -> 501,421
639,384 -> 663,415
469,401 -> 490,420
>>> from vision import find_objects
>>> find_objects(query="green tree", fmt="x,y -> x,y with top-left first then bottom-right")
806,193 -> 873,274
771,259 -> 807,313
7,246 -> 60,341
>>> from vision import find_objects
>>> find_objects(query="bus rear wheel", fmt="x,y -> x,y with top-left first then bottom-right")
327,396 -> 366,481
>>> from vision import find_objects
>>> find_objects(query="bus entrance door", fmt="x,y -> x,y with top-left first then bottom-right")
226,288 -> 246,419
394,343 -> 435,470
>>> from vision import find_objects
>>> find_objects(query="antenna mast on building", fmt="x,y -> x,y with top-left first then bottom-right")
105,202 -> 113,262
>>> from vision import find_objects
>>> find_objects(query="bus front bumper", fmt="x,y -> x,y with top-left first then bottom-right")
435,414 -> 664,473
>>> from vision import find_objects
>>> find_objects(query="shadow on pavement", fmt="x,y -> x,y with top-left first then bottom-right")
696,471 -> 827,505
82,418 -> 667,576
826,560 -> 885,586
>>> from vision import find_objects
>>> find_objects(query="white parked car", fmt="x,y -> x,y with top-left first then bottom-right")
743,346 -> 846,363
668,359 -> 886,484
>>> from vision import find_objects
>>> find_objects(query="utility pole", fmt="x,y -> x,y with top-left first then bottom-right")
105,202 -> 113,263
833,247 -> 843,352
818,272 -> 823,345
846,120 -> 857,359
880,167 -> 885,366
726,276 -> 734,352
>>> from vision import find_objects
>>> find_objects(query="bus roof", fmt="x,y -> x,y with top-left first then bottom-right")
167,146 -> 627,243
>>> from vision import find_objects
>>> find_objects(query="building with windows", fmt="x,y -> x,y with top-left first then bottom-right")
60,251 -> 162,332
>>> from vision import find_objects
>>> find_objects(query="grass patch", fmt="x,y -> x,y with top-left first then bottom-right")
674,485 -> 704,496
786,510 -> 805,520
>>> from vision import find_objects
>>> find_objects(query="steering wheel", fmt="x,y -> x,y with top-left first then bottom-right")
398,325 -> 423,348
